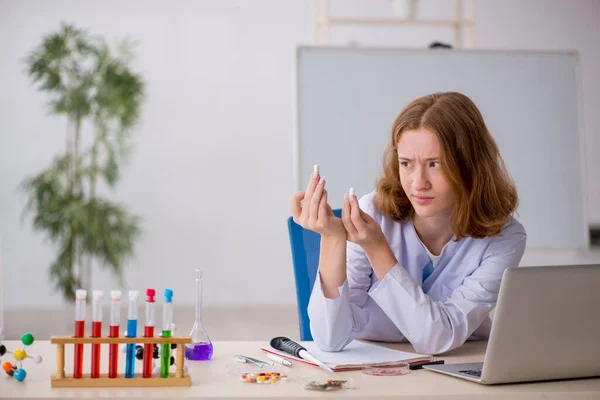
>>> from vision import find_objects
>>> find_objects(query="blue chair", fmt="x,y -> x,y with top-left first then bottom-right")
287,209 -> 342,341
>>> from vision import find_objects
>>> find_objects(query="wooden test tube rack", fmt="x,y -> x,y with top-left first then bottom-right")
50,336 -> 192,387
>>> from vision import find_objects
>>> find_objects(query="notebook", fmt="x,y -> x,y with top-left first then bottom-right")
260,340 -> 432,372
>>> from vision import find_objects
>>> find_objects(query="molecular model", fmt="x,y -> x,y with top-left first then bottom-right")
0,328 -> 43,382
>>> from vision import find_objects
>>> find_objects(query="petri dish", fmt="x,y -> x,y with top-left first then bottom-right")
362,363 -> 410,376
302,375 -> 356,391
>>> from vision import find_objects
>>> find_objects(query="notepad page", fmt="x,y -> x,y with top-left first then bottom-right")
300,340 -> 430,367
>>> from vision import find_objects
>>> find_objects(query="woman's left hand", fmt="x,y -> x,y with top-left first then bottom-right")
341,193 -> 387,252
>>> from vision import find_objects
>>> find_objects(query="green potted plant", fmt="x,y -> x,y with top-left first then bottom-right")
21,23 -> 145,301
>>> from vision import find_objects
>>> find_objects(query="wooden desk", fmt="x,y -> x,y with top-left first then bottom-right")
2,340 -> 599,399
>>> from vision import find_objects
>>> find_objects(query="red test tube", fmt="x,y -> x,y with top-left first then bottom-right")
91,290 -> 103,378
143,288 -> 156,378
108,290 -> 121,378
73,289 -> 87,379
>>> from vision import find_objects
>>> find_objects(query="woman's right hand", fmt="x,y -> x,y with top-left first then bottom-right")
290,169 -> 346,240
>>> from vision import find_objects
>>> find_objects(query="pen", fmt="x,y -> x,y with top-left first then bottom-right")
234,354 -> 271,367
266,353 -> 292,367
409,360 -> 445,370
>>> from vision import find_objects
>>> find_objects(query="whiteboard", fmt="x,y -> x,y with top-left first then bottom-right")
295,47 -> 588,248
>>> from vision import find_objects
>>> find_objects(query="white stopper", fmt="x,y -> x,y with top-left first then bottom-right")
349,187 -> 355,197
75,289 -> 87,300
128,290 -> 139,300
93,290 -> 104,301
111,290 -> 122,301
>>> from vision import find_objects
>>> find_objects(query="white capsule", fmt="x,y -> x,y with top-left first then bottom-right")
313,165 -> 319,175
349,187 -> 355,197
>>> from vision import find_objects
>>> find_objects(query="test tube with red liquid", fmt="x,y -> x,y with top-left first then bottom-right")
73,289 -> 87,378
90,290 -> 103,378
108,290 -> 121,378
143,288 -> 156,378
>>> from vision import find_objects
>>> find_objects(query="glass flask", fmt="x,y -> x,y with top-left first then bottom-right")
185,269 -> 213,360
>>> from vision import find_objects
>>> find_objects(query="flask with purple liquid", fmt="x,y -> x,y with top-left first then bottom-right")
185,269 -> 213,361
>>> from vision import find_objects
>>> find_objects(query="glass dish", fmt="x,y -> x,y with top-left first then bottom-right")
362,362 -> 410,376
302,375 -> 355,391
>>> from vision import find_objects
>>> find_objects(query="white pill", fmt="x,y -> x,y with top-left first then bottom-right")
349,187 -> 355,197
313,165 -> 319,174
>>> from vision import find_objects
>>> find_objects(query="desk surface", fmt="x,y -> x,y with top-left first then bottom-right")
1,340 -> 599,399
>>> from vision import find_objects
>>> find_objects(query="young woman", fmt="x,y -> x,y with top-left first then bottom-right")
290,92 -> 526,355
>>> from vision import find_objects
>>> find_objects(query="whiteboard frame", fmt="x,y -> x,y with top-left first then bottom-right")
293,46 -> 589,249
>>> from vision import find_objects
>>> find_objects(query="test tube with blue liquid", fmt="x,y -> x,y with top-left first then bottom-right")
185,269 -> 213,361
125,290 -> 139,378
161,289 -> 174,378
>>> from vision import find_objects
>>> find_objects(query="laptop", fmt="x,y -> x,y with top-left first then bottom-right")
424,264 -> 600,384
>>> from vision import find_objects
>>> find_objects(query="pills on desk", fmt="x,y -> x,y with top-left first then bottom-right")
239,371 -> 288,384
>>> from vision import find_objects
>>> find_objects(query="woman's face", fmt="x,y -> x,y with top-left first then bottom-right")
397,128 -> 455,219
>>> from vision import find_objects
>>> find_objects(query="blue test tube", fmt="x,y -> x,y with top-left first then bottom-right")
125,290 -> 139,378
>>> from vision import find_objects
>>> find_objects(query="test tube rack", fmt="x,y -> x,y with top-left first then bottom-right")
49,336 -> 192,387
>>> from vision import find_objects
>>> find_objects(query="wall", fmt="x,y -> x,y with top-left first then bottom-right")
1,0 -> 598,311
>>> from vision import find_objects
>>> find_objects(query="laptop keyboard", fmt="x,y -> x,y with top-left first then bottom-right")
458,369 -> 482,378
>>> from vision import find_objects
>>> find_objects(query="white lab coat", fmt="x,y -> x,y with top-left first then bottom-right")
307,191 -> 527,355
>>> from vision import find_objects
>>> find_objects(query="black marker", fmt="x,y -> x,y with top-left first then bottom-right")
410,360 -> 445,370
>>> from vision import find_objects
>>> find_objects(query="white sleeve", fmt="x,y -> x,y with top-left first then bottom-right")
307,192 -> 404,351
368,223 -> 526,355
306,239 -> 374,351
